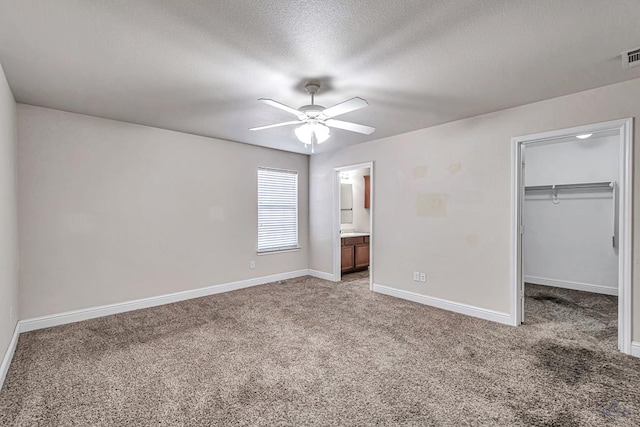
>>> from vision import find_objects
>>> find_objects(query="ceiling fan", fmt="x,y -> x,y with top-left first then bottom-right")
250,83 -> 375,152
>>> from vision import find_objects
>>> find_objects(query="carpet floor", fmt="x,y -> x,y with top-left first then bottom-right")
1,275 -> 639,426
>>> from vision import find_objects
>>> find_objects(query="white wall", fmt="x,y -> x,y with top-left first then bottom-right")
309,77 -> 640,340
523,134 -> 620,294
18,105 -> 309,319
340,168 -> 370,233
524,135 -> 620,185
0,63 -> 18,359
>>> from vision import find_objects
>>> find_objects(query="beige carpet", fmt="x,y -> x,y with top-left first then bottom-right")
1,275 -> 639,426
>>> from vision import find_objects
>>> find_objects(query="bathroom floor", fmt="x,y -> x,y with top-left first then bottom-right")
341,269 -> 369,283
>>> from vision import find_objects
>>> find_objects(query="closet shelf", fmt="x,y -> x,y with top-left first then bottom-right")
525,181 -> 614,192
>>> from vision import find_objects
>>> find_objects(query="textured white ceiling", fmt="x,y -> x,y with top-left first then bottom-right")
1,0 -> 639,154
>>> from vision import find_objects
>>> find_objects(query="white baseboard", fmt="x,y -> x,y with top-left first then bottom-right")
19,269 -> 310,333
524,276 -> 618,296
632,342 -> 640,358
0,322 -> 20,391
372,284 -> 512,325
308,269 -> 336,281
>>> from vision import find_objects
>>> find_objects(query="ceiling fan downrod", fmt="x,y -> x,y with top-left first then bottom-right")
305,83 -> 320,106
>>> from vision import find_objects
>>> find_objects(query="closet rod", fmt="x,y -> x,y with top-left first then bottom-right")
524,181 -> 613,191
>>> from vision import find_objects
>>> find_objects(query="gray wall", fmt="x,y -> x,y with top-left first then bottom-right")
0,63 -> 18,358
309,77 -> 640,340
18,105 -> 309,319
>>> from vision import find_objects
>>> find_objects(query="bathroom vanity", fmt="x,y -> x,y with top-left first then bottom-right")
341,232 -> 370,274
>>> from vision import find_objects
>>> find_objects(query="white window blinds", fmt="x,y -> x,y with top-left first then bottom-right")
257,167 -> 298,252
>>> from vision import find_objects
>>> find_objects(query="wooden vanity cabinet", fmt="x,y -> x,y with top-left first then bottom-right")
341,236 -> 370,274
354,241 -> 370,269
341,243 -> 355,271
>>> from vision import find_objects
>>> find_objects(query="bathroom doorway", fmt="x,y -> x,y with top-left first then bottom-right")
333,162 -> 374,289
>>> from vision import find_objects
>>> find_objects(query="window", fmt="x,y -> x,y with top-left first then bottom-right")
257,167 -> 299,253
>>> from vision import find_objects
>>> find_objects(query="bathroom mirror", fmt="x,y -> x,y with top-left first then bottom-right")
340,183 -> 353,224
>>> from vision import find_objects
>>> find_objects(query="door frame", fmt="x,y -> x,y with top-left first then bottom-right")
510,118 -> 633,354
333,161 -> 374,289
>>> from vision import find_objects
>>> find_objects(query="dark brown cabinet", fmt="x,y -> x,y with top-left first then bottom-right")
341,235 -> 370,274
355,243 -> 370,269
341,243 -> 355,271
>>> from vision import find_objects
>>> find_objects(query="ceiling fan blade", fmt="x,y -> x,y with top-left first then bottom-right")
325,119 -> 375,135
249,120 -> 303,131
322,97 -> 369,118
258,98 -> 302,117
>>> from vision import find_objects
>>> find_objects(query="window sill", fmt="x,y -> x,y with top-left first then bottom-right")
256,247 -> 301,256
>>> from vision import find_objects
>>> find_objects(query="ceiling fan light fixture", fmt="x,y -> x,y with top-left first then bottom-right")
252,83 -> 374,152
295,122 -> 330,145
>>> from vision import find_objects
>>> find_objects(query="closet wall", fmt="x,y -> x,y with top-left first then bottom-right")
523,133 -> 620,295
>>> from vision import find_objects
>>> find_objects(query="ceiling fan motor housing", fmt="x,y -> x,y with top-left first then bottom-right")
298,104 -> 326,119
305,83 -> 320,95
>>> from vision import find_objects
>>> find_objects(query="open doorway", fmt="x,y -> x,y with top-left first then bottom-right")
333,162 -> 374,289
511,119 -> 633,355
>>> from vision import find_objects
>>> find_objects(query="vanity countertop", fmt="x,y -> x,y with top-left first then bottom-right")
341,232 -> 370,238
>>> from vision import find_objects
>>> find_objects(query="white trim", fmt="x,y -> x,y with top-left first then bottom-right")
333,161 -> 375,290
256,247 -> 301,256
0,323 -> 20,390
368,163 -> 374,291
332,168 -> 341,282
510,135 -> 523,326
19,270 -> 309,333
524,276 -> 618,296
511,118 -> 634,354
512,119 -> 633,144
618,119 -> 633,355
372,284 -> 512,325
631,342 -> 640,358
308,269 -> 337,281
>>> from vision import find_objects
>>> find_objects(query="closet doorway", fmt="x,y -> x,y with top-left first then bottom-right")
511,119 -> 633,355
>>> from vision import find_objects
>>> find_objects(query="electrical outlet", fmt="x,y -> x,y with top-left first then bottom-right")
413,271 -> 419,281
420,273 -> 426,282
250,260 -> 256,269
